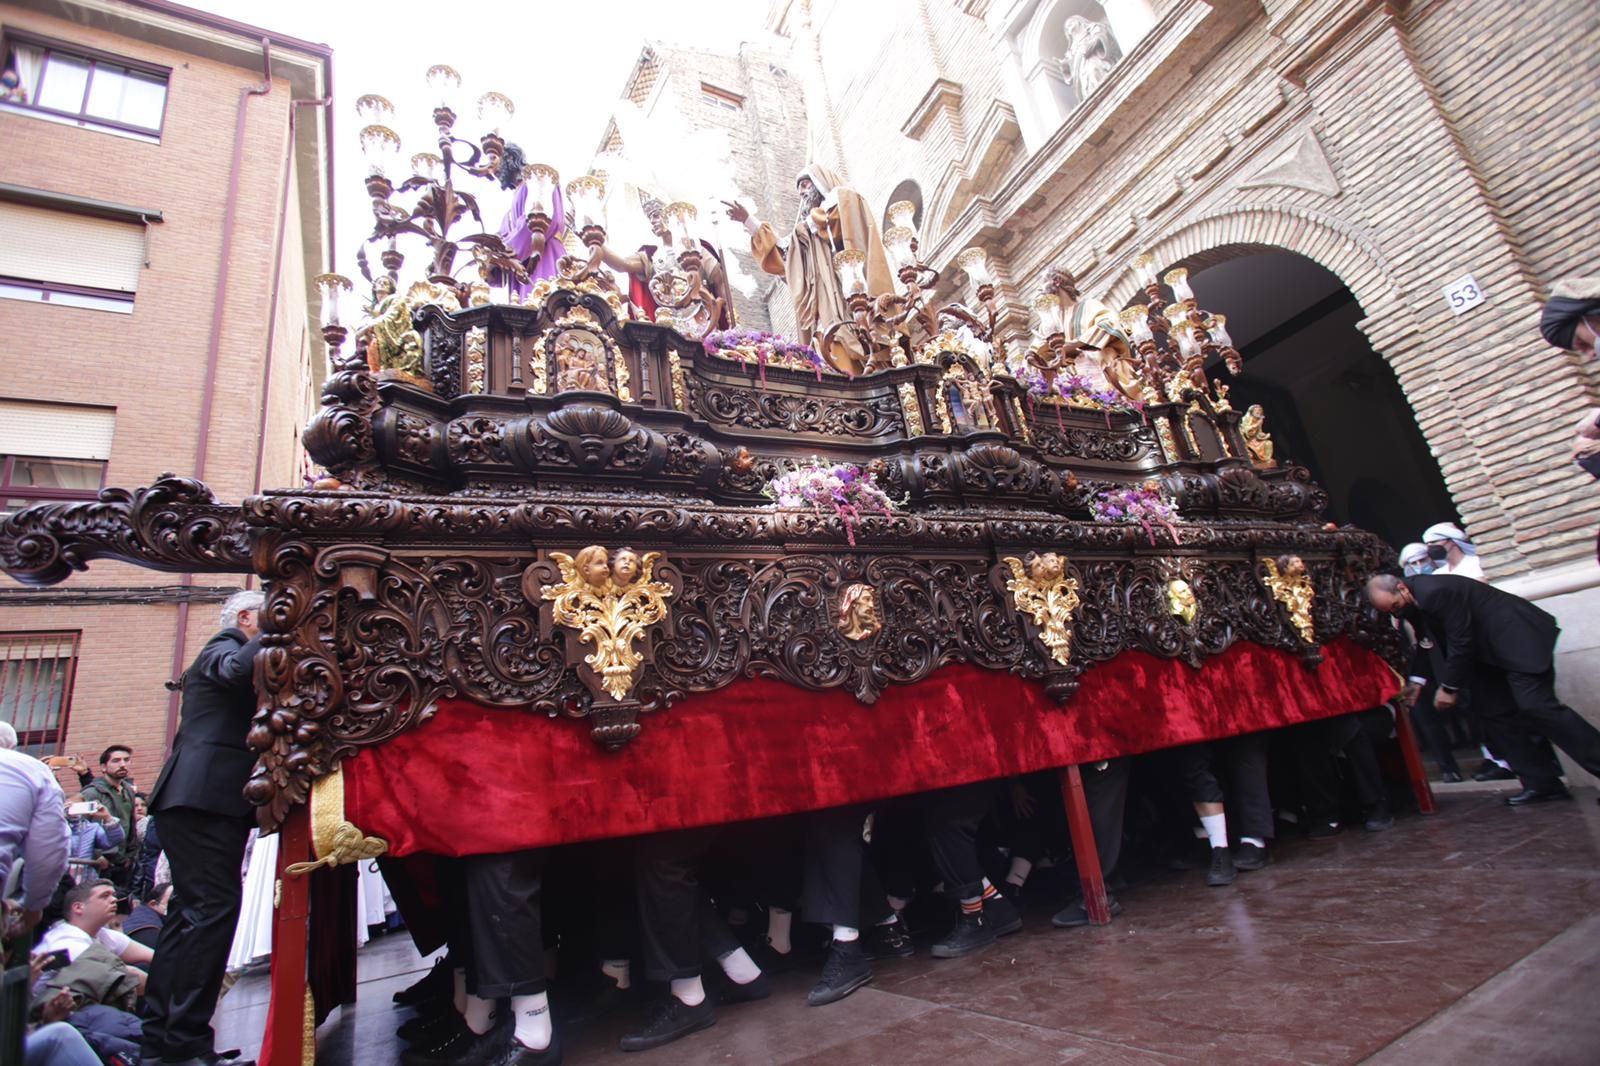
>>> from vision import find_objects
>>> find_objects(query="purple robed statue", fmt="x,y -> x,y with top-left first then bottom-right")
492,143 -> 568,300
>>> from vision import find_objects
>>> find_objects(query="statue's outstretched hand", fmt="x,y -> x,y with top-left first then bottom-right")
721,199 -> 750,224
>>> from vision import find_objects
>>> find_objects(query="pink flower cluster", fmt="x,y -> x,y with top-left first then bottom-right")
763,460 -> 897,546
1092,484 -> 1181,545
704,328 -> 826,383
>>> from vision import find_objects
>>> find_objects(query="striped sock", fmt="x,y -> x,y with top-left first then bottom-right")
981,880 -> 1002,902
960,895 -> 983,915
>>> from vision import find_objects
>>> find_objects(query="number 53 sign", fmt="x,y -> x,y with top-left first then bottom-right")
1442,274 -> 1486,316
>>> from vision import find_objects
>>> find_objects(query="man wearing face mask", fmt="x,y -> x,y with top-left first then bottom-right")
1366,573 -> 1600,806
1421,522 -> 1484,580
1538,277 -> 1600,480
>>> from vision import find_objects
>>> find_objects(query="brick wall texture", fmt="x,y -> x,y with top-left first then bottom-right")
0,4 -> 322,784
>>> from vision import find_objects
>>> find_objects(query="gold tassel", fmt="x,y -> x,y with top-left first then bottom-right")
283,767 -> 388,877
302,987 -> 317,1064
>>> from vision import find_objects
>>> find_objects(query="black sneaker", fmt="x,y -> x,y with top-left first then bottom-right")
487,1034 -> 562,1066
1050,896 -> 1122,928
984,894 -> 1023,937
1233,842 -> 1268,871
400,1017 -> 504,1066
929,912 -> 996,959
713,970 -> 771,1005
398,1006 -> 458,1043
806,939 -> 873,1006
395,956 -> 454,1007
618,996 -> 716,1053
862,920 -> 914,960
1205,847 -> 1236,887
1308,820 -> 1343,840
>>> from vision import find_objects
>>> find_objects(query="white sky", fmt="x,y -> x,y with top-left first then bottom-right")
186,0 -> 774,276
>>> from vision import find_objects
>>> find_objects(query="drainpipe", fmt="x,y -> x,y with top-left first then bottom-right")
165,39 -> 274,754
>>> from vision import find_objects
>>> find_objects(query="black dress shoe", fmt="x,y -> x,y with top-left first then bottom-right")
984,893 -> 1023,937
619,995 -> 716,1052
1050,895 -> 1122,928
1307,820 -> 1343,840
1206,846 -> 1236,887
1473,763 -> 1517,781
488,1034 -> 562,1066
1233,842 -> 1269,871
398,1005 -> 458,1042
929,912 -> 996,958
396,956 -> 454,1007
1441,770 -> 1464,783
862,919 -> 914,960
807,939 -> 873,1006
1505,786 -> 1572,806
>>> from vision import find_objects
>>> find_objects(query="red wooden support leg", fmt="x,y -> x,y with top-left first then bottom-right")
1058,764 -> 1112,925
1394,702 -> 1437,815
265,805 -> 313,1066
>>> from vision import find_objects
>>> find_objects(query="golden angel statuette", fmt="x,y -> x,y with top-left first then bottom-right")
1262,554 -> 1316,645
541,546 -> 674,701
1002,551 -> 1082,667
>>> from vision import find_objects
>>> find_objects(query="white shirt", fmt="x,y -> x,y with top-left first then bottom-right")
1444,554 -> 1486,581
36,920 -> 133,963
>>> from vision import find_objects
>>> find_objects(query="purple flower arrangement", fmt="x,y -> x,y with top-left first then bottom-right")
1091,483 -> 1181,546
763,459 -> 898,546
704,327 -> 826,384
1014,364 -> 1128,411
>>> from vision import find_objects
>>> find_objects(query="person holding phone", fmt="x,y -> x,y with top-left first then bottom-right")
65,796 -> 124,883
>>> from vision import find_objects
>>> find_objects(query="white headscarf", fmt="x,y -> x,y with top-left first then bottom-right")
1422,522 -> 1477,556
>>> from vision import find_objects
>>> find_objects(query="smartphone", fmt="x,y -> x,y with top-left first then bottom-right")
43,756 -> 76,768
39,948 -> 72,972
67,801 -> 101,817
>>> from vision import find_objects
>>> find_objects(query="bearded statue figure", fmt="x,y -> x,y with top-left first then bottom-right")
1061,15 -> 1119,101
361,276 -> 424,377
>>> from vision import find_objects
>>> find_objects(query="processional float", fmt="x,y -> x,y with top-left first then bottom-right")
0,73 -> 1419,1064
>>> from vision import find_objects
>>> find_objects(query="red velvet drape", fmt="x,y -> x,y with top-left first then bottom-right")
342,638 -> 1397,857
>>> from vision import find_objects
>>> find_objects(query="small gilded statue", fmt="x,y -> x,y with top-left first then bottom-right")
1239,404 -> 1275,467
541,545 -> 673,701
554,331 -> 610,393
1263,554 -> 1315,645
837,583 -> 883,641
361,276 -> 425,377
1002,551 -> 1082,667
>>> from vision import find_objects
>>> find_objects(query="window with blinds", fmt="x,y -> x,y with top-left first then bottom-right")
0,632 -> 80,756
0,200 -> 144,311
0,400 -> 114,512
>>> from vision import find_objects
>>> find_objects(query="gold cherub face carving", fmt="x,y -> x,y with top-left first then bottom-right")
574,544 -> 612,592
1027,551 -> 1065,584
837,583 -> 882,641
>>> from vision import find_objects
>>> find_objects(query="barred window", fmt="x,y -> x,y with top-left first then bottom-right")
0,632 -> 80,755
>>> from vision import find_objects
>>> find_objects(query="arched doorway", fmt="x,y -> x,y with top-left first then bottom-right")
1181,249 -> 1458,549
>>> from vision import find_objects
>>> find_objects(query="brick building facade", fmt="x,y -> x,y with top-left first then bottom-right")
660,0 -> 1600,780
0,0 -> 332,787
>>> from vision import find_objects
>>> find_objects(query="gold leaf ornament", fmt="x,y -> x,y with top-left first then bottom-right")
1002,552 -> 1082,667
543,547 -> 674,701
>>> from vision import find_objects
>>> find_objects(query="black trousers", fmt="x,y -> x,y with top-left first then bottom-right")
140,806 -> 253,1060
925,782 -> 999,900
799,805 -> 889,930
1295,709 -> 1389,821
1000,762 -> 1130,882
1408,685 -> 1462,776
442,850 -> 548,998
1175,734 -> 1273,842
634,828 -> 741,981
1473,667 -> 1600,792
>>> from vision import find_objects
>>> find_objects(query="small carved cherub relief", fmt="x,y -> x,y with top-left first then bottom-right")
573,543 -> 612,593
1026,551 -> 1066,584
611,546 -> 642,588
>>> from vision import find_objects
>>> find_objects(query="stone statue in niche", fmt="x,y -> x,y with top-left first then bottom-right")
554,329 -> 610,394
1061,15 -> 1118,101
953,373 -> 997,430
837,583 -> 882,641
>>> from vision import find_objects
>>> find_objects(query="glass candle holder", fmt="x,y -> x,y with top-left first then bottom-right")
565,176 -> 607,230
834,249 -> 868,296
411,153 -> 443,184
1120,304 -> 1154,344
883,226 -> 917,270
1207,313 -> 1232,347
1033,293 -> 1065,337
664,201 -> 699,253
359,124 -> 402,179
476,92 -> 514,134
1129,253 -> 1157,287
887,200 -> 917,236
354,94 -> 394,126
313,273 -> 353,328
521,164 -> 559,216
956,247 -> 993,288
1163,267 -> 1194,303
425,64 -> 462,110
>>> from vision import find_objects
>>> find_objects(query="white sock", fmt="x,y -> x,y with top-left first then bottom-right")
511,992 -> 551,1050
670,975 -> 706,1006
1241,836 -> 1265,849
717,946 -> 762,985
452,967 -> 467,1015
1200,812 -> 1229,850
1006,856 -> 1033,888
766,907 -> 793,954
887,895 -> 911,913
832,924 -> 859,942
463,992 -> 495,1036
981,877 -> 995,892
601,959 -> 631,990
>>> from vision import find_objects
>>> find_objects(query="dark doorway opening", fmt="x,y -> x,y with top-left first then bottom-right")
1182,249 -> 1458,549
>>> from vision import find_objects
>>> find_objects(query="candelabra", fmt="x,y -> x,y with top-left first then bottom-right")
1022,267 -> 1101,376
818,200 -> 1006,374
354,70 -> 534,305
1119,252 -> 1241,403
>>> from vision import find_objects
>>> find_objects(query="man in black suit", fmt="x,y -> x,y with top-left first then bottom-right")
1367,573 -> 1600,805
140,590 -> 264,1066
